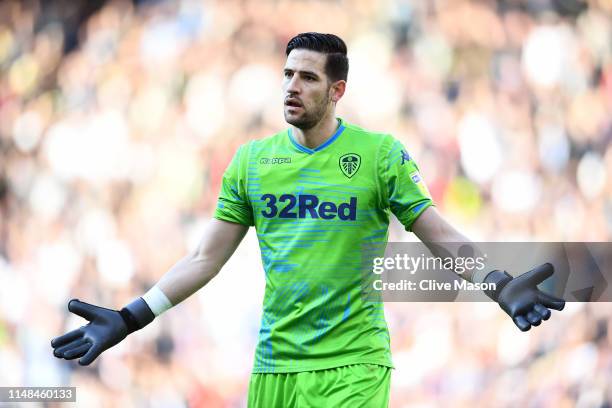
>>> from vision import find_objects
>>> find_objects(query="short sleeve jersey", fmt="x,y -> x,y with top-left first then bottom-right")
214,118 -> 433,373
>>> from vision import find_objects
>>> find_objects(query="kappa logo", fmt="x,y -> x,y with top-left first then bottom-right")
339,153 -> 361,178
260,157 -> 291,164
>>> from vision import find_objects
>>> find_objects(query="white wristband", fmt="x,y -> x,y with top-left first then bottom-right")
142,286 -> 173,317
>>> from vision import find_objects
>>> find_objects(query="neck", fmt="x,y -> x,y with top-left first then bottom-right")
291,110 -> 339,150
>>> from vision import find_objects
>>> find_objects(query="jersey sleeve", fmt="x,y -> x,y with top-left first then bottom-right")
378,135 -> 434,231
214,144 -> 254,226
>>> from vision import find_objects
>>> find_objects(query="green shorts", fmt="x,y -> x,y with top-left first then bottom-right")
248,364 -> 391,408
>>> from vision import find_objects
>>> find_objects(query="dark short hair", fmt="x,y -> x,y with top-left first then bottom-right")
285,32 -> 349,83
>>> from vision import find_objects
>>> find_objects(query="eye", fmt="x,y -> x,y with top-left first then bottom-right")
284,71 -> 292,78
304,76 -> 315,82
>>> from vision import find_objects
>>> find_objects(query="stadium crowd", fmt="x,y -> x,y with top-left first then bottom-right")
0,0 -> 611,406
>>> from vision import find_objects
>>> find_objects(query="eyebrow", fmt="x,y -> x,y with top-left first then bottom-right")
283,68 -> 320,78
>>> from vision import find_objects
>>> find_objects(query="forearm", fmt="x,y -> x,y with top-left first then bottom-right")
421,237 -> 484,283
413,207 -> 483,282
154,251 -> 222,307
142,218 -> 248,315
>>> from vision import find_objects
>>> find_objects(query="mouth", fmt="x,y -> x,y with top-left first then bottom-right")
284,98 -> 303,108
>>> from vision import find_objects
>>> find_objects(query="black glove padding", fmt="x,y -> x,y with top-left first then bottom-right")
51,299 -> 129,366
484,263 -> 565,332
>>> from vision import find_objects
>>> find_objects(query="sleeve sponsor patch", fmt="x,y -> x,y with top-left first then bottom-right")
409,170 -> 431,198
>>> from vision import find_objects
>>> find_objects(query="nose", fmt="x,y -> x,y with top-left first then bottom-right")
285,73 -> 301,95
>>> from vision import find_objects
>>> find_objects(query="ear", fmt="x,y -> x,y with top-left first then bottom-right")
330,80 -> 346,103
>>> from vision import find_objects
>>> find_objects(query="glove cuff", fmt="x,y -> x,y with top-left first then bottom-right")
483,270 -> 513,301
120,297 -> 155,334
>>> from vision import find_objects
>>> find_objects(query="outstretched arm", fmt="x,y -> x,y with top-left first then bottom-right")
412,207 -> 564,331
156,218 -> 249,306
51,218 -> 249,365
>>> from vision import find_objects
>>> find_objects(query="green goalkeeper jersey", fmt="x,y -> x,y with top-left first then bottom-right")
214,117 -> 433,373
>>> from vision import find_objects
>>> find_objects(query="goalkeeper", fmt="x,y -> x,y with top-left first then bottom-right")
52,32 -> 565,407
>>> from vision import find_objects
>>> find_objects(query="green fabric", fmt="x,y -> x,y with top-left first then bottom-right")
215,118 -> 433,373
247,364 -> 391,408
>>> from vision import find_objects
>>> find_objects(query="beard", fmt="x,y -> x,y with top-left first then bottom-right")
284,92 -> 330,130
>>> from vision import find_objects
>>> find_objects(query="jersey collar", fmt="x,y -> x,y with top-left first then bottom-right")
287,118 -> 346,155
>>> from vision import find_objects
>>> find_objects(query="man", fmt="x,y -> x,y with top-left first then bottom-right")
52,33 -> 565,406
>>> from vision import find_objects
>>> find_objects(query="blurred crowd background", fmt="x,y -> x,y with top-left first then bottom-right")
1,0 -> 611,406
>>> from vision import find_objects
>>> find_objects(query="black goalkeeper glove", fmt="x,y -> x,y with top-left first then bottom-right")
51,298 -> 154,365
483,263 -> 565,332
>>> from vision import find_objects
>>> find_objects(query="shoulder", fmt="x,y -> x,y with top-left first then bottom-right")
343,120 -> 388,139
342,119 -> 400,152
342,119 -> 398,143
